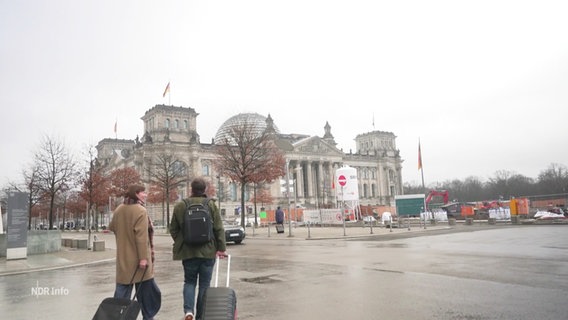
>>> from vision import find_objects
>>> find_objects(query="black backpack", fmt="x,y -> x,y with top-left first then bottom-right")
183,198 -> 214,245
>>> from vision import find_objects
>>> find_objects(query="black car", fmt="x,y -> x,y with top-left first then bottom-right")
223,221 -> 246,244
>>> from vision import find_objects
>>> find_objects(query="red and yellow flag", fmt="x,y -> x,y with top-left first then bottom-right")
418,141 -> 423,170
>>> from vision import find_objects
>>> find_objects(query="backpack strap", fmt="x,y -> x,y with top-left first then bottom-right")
202,198 -> 213,220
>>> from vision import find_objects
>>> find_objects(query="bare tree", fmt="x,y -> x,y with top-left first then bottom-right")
145,153 -> 189,229
109,167 -> 141,197
34,135 -> 77,230
538,163 -> 568,194
79,147 -> 110,232
213,119 -> 286,228
7,165 -> 44,230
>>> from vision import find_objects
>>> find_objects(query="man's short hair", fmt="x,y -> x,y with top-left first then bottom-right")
191,177 -> 207,196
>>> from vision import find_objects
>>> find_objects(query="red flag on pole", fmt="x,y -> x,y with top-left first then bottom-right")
331,172 -> 335,189
418,141 -> 423,170
162,82 -> 170,98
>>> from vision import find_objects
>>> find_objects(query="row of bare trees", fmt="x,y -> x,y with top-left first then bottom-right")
403,163 -> 568,204
3,117 -> 288,231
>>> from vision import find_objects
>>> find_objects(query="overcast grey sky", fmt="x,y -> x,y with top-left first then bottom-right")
1,0 -> 567,189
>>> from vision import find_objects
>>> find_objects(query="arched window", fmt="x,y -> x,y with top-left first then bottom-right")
165,119 -> 170,128
174,119 -> 179,128
184,120 -> 188,129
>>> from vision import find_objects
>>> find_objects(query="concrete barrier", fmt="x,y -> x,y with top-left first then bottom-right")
93,240 -> 105,251
448,218 -> 456,226
76,239 -> 88,249
488,218 -> 497,225
465,218 -> 473,225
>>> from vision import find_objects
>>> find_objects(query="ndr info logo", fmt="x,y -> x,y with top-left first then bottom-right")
31,281 -> 70,298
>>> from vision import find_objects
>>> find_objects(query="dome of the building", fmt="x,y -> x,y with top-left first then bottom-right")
214,113 -> 279,144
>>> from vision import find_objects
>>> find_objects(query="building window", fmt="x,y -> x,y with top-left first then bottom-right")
172,161 -> 187,176
165,119 -> 170,128
372,184 -> 376,197
174,119 -> 179,128
363,184 -> 368,198
230,183 -> 237,201
202,164 -> 210,176
184,120 -> 188,129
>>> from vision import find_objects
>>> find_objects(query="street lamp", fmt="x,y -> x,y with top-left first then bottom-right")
217,175 -> 222,216
286,160 -> 293,237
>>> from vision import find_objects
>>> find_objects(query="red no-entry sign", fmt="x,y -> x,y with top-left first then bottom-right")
338,175 -> 347,186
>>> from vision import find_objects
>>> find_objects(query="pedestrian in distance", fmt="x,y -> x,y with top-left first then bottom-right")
108,183 -> 161,320
275,206 -> 285,225
170,177 -> 227,320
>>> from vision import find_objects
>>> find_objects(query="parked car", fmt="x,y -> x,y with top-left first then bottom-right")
223,221 -> 246,244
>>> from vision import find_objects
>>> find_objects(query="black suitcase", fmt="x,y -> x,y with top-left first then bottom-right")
92,297 -> 140,320
202,254 -> 237,320
275,224 -> 284,233
92,269 -> 144,320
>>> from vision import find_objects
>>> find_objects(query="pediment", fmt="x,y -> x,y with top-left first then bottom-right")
292,136 -> 343,156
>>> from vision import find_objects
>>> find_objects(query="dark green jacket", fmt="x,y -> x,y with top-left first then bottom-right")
170,196 -> 226,260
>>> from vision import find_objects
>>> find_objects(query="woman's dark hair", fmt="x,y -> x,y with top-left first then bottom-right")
190,177 -> 207,196
125,184 -> 145,200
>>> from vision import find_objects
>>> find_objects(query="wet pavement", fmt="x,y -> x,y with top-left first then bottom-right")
1,222 -> 567,320
0,221 -> 444,276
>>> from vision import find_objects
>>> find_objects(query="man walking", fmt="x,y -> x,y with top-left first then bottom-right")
170,177 -> 227,320
275,206 -> 285,225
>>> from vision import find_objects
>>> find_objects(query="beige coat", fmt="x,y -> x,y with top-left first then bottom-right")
109,203 -> 154,284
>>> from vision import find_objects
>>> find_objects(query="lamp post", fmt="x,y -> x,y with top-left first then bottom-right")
286,160 -> 293,237
217,175 -> 222,216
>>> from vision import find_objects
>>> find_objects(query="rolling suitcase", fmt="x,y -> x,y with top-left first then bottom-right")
275,224 -> 284,233
202,254 -> 237,320
92,269 -> 145,320
92,297 -> 140,320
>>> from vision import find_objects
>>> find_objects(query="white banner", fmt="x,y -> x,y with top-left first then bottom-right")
303,209 -> 344,225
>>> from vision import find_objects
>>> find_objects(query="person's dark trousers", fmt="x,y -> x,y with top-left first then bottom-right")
183,257 -> 215,320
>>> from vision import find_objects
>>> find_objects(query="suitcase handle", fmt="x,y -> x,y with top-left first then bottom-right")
213,254 -> 231,288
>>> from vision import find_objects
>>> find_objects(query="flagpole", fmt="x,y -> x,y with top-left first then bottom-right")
163,81 -> 171,105
419,138 -> 425,192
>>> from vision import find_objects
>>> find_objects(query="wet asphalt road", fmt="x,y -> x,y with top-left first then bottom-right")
1,224 -> 567,320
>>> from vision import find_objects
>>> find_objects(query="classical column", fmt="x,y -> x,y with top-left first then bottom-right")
317,161 -> 324,203
295,162 -> 303,201
306,161 -> 313,198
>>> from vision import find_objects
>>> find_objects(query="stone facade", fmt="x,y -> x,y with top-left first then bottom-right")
96,104 -> 403,223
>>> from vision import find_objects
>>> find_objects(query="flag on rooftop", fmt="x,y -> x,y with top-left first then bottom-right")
162,82 -> 170,98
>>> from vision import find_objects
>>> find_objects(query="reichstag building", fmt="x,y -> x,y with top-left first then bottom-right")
96,104 -> 403,222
